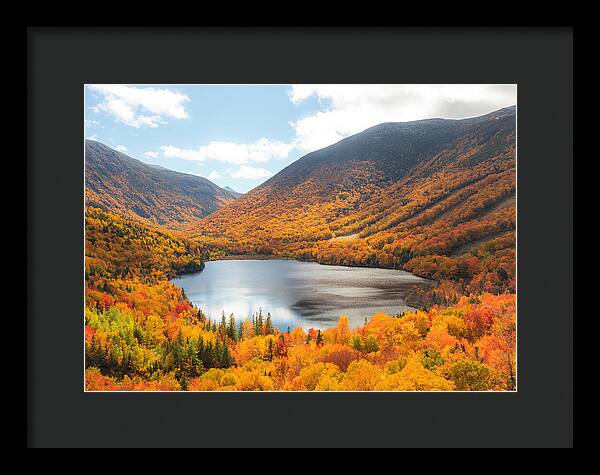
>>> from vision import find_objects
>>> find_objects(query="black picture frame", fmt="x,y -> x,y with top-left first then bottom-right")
27,27 -> 573,448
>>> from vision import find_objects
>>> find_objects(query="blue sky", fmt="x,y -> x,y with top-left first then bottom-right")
85,84 -> 516,193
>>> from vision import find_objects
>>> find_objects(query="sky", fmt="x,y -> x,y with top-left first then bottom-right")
84,84 -> 516,193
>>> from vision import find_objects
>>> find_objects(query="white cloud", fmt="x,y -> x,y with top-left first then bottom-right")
289,84 -> 516,151
228,165 -> 273,180
159,138 -> 293,165
160,145 -> 204,161
86,134 -> 99,141
115,145 -> 127,152
87,84 -> 189,128
201,139 -> 293,164
85,119 -> 102,128
130,84 -> 515,189
207,170 -> 222,181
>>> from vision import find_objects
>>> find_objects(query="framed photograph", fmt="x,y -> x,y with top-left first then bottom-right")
28,28 -> 573,447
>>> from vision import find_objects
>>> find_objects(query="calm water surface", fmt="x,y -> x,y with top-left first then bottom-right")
171,260 -> 431,330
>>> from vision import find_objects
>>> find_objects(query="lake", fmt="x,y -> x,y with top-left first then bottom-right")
171,259 -> 431,330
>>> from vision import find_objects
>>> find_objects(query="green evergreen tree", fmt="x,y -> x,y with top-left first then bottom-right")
351,335 -> 364,352
220,311 -> 227,337
316,329 -> 323,346
197,336 -> 204,362
204,341 -> 214,368
179,372 -> 189,391
221,343 -> 233,368
257,307 -> 264,335
214,340 -> 222,368
87,336 -> 100,368
197,308 -> 206,323
364,335 -> 379,353
174,332 -> 184,368
227,314 -> 237,341
265,313 -> 274,335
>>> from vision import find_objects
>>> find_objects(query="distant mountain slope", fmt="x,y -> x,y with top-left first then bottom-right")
258,106 -> 514,195
223,186 -> 243,198
193,106 -> 516,297
85,140 -> 240,228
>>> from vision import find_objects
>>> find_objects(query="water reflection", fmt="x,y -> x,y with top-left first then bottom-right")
171,260 -> 431,330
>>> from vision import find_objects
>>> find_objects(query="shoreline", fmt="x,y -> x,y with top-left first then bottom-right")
209,254 -> 293,261
207,254 -> 435,282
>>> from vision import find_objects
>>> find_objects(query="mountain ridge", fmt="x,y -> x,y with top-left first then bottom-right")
85,140 -> 240,229
191,106 -> 516,299
259,105 -> 516,192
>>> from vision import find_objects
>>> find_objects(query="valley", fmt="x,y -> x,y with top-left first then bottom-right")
191,106 -> 516,304
84,106 -> 516,391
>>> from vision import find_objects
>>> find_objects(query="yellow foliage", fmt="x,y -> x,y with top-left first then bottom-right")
314,364 -> 344,391
377,356 -> 455,391
340,359 -> 382,391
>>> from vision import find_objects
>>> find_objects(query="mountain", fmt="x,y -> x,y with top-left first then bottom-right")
260,106 -> 514,191
223,186 -> 243,197
85,140 -> 240,229
193,106 -> 516,296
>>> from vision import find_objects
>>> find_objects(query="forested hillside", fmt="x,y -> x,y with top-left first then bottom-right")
84,207 -> 515,391
85,140 -> 239,229
84,106 -> 517,391
86,292 -> 516,391
191,107 -> 516,305
85,207 -> 204,279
